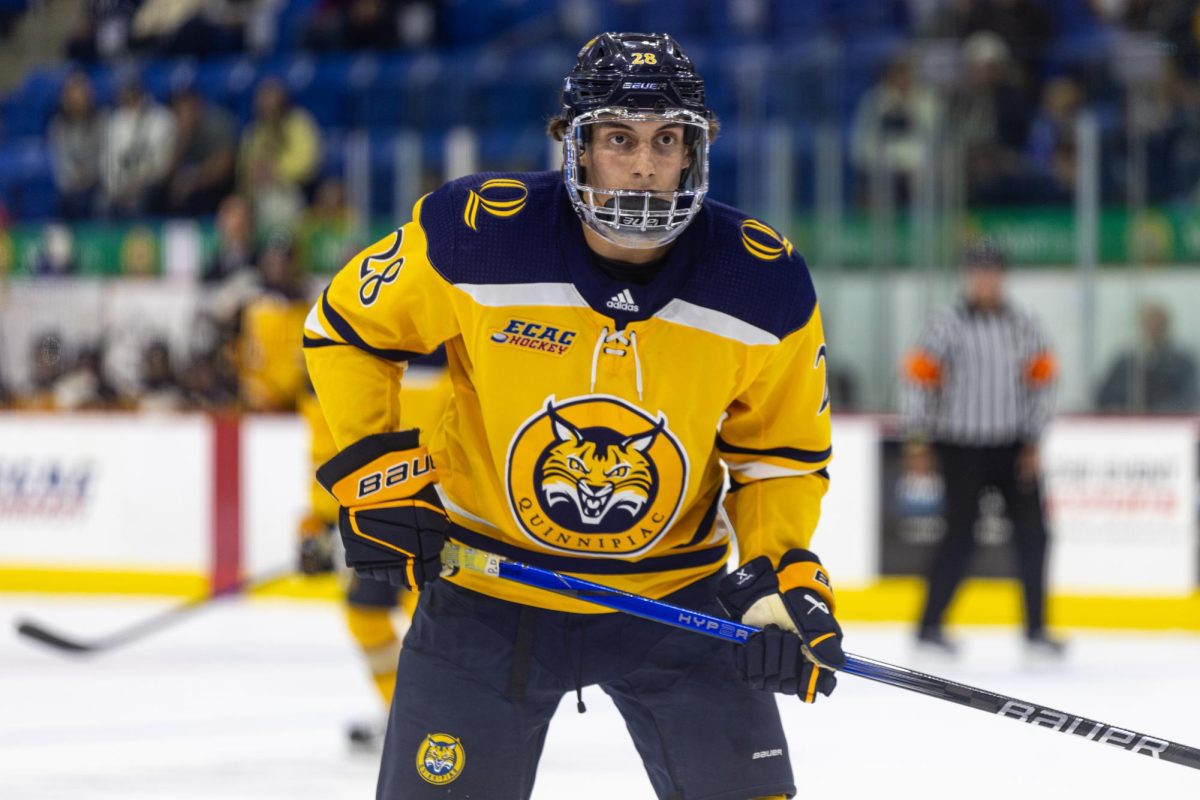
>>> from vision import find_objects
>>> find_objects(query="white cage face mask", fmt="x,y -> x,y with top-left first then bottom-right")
564,108 -> 710,250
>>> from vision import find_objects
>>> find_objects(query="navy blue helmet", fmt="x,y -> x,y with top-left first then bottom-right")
562,32 -> 711,121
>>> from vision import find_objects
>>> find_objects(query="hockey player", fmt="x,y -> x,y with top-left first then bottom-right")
305,33 -> 844,799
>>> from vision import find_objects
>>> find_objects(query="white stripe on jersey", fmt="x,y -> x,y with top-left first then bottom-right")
305,302 -> 334,340
657,299 -> 780,346
725,461 -> 826,480
455,282 -> 590,308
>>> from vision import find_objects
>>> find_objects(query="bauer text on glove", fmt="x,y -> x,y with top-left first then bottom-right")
316,429 -> 447,591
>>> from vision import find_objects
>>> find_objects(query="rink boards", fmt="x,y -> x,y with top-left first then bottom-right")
0,413 -> 1196,628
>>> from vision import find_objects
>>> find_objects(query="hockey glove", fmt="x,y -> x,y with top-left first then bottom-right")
316,429 -> 447,591
297,513 -> 336,575
717,549 -> 845,703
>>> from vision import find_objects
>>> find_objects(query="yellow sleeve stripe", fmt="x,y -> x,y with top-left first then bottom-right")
808,632 -> 836,648
348,514 -> 413,555
804,664 -> 821,703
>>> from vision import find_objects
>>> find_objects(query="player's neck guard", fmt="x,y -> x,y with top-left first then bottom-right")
564,107 -> 710,250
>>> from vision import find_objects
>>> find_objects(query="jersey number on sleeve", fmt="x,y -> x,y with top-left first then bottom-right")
358,230 -> 406,307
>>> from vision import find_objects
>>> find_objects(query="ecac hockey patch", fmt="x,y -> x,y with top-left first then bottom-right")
416,733 -> 465,785
490,318 -> 578,356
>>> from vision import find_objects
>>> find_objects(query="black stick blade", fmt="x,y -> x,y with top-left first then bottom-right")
16,620 -> 95,654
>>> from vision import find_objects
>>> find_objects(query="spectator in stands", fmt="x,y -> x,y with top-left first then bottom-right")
246,154 -> 306,236
31,224 -> 80,277
48,72 -> 105,220
181,347 -> 240,410
129,0 -> 250,56
1097,303 -> 1199,412
297,175 -> 357,273
202,194 -> 259,284
238,78 -> 322,209
23,332 -> 64,410
101,74 -> 176,218
135,338 -> 187,411
1027,76 -> 1083,173
307,0 -> 405,51
932,0 -> 1055,81
52,344 -> 119,411
1111,0 -> 1200,75
165,88 -> 237,216
951,32 -> 1040,204
1133,58 -> 1199,202
65,0 -> 138,62
850,52 -> 943,205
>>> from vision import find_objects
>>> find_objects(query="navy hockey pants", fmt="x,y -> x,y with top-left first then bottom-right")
378,571 -> 796,800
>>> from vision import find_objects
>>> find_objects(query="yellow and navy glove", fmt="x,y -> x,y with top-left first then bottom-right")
316,429 -> 448,591
717,549 -> 845,703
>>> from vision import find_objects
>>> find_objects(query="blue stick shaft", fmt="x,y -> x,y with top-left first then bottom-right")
456,548 -> 1200,771
493,557 -> 759,643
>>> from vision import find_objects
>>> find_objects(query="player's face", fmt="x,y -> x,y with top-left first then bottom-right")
580,120 -> 690,194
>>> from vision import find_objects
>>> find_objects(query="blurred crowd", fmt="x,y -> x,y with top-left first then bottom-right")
0,219 -> 313,414
850,0 -> 1200,206
2,0 -> 1200,415
64,0 -> 441,63
50,70 -> 327,229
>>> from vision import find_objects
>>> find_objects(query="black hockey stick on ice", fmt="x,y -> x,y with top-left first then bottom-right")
443,543 -> 1200,772
15,565 -> 295,656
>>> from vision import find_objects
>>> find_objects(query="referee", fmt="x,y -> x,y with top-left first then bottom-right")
901,241 -> 1064,656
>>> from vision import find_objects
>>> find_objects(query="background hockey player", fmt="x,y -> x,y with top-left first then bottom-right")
306,32 -> 844,799
297,347 -> 451,746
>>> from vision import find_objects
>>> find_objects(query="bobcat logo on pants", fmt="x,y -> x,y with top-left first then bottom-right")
416,733 -> 465,785
506,395 -> 688,557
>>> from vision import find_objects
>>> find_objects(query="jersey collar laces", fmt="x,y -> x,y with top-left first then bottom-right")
590,326 -> 644,401
564,107 -> 711,250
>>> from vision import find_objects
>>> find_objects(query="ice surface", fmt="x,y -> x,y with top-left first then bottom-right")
2,594 -> 1197,799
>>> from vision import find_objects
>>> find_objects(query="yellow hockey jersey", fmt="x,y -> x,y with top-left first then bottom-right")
240,294 -> 309,412
304,171 -> 832,612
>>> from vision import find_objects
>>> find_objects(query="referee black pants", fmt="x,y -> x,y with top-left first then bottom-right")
918,442 -> 1050,637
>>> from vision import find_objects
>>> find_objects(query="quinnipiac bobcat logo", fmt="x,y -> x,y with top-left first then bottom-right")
506,395 -> 688,557
415,733 -> 465,785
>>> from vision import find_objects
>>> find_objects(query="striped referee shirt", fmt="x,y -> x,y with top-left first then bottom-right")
902,300 -> 1057,446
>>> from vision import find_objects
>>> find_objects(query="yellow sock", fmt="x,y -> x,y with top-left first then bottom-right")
345,605 -> 401,707
371,670 -> 398,705
400,586 -> 418,616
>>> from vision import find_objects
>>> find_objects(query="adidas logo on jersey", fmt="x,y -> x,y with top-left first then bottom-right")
606,289 -> 639,312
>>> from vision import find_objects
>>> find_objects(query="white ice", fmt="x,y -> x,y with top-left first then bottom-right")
1,594 -> 1197,799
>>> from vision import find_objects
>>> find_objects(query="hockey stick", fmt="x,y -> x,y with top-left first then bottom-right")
15,565 -> 295,656
442,542 -> 1200,772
